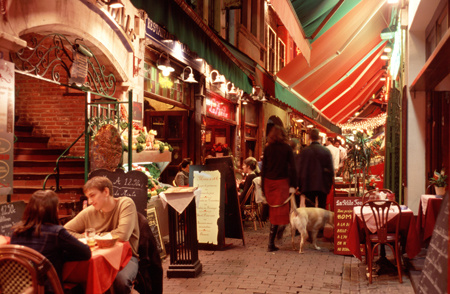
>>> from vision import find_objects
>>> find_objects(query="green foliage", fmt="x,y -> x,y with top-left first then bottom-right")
429,169 -> 448,187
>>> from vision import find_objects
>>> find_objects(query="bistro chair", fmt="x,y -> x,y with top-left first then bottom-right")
0,244 -> 64,294
240,184 -> 264,230
360,200 -> 402,284
362,189 -> 394,203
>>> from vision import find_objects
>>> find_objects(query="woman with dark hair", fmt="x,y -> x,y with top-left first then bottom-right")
238,157 -> 260,204
174,158 -> 191,186
11,190 -> 91,290
261,125 -> 297,251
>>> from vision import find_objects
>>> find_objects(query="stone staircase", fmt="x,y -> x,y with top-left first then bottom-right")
13,124 -> 85,203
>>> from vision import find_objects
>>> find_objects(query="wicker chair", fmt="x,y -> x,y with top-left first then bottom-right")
0,244 -> 64,294
360,200 -> 403,284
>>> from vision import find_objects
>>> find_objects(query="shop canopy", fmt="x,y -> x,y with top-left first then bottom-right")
131,0 -> 253,94
276,0 -> 392,126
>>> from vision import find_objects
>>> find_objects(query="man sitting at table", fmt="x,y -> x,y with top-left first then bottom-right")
65,176 -> 140,294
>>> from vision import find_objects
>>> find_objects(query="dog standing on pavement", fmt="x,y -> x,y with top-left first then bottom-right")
289,194 -> 334,253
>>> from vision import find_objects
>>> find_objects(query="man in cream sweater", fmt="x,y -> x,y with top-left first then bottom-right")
65,176 -> 140,294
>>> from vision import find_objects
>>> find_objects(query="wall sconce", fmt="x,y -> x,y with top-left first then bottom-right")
380,76 -> 386,81
181,66 -> 198,83
380,26 -> 396,40
157,52 -> 175,77
210,70 -> 225,84
384,42 -> 393,53
380,53 -> 389,60
307,124 -> 314,128
227,82 -> 237,95
260,95 -> 268,102
108,0 -> 124,8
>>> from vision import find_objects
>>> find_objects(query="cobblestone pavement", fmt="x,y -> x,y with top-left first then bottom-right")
162,223 -> 415,294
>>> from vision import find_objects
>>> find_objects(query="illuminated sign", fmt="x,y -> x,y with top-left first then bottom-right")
206,98 -> 231,119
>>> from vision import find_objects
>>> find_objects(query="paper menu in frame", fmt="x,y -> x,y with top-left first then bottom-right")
193,170 -> 221,245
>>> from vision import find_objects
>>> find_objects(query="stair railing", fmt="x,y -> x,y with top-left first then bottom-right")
43,131 -> 85,191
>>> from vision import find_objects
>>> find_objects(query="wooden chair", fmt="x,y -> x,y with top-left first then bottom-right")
360,200 -> 402,284
362,189 -> 394,203
0,244 -> 64,294
240,184 -> 264,230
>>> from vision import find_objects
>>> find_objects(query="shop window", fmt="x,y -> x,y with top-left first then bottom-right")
278,39 -> 285,71
244,103 -> 257,125
267,26 -> 276,74
143,62 -> 189,105
151,116 -> 165,138
168,116 -> 182,139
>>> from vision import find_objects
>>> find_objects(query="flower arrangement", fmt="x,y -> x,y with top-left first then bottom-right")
211,143 -> 230,154
366,177 -> 377,190
429,169 -> 448,187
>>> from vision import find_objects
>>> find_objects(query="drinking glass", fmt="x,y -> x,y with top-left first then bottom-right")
85,228 -> 96,247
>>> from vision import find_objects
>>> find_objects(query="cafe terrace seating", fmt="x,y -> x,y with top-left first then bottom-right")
240,183 -> 264,230
361,200 -> 402,284
0,244 -> 64,294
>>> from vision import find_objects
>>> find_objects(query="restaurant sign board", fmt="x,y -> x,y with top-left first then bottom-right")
0,201 -> 26,237
334,197 -> 363,255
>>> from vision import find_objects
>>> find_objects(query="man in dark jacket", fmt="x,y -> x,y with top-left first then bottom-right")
297,128 -> 334,209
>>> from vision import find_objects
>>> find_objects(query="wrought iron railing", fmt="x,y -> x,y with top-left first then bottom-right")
43,131 -> 85,191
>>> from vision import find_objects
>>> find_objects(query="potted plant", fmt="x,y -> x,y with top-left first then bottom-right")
211,143 -> 230,157
429,169 -> 448,196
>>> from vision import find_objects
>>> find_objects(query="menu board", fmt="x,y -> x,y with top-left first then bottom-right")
334,197 -> 362,255
147,207 -> 166,258
193,170 -> 221,245
89,169 -> 148,216
417,193 -> 448,294
0,201 -> 26,237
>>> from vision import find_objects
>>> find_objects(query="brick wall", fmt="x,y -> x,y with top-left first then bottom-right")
15,74 -> 86,156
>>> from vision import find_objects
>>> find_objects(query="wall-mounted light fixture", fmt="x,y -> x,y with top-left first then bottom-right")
210,70 -> 225,84
380,76 -> 386,81
380,25 -> 396,40
157,52 -> 175,77
109,0 -> 124,8
181,66 -> 198,83
384,42 -> 393,53
296,118 -> 304,123
307,124 -> 314,128
260,95 -> 268,102
227,82 -> 237,95
380,53 -> 389,60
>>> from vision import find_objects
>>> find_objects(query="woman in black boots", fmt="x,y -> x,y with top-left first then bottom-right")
261,125 -> 297,252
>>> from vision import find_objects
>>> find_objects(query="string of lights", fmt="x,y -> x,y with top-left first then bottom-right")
338,113 -> 387,132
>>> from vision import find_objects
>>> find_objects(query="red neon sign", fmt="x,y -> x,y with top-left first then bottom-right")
207,98 -> 230,119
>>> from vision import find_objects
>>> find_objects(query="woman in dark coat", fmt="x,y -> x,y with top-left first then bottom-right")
261,125 -> 297,251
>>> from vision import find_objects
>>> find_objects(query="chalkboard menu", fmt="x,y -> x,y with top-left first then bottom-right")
89,169 -> 148,216
147,207 -> 166,258
190,156 -> 244,250
334,197 -> 362,255
0,201 -> 26,237
417,193 -> 448,294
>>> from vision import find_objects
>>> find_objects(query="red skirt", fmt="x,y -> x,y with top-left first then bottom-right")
264,178 -> 290,225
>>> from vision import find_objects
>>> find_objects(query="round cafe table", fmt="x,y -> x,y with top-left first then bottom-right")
416,194 -> 443,244
62,241 -> 132,294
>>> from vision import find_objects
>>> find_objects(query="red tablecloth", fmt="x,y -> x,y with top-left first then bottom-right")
346,207 -> 421,260
63,241 -> 132,294
416,195 -> 443,243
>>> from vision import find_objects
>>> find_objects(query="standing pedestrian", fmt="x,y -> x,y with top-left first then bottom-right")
297,128 -> 334,209
261,125 -> 296,252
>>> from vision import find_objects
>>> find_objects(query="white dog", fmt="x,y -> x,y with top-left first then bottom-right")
290,194 -> 334,253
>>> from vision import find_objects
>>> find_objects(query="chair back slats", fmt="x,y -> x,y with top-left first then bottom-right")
361,200 -> 401,243
240,184 -> 255,210
0,244 -> 64,294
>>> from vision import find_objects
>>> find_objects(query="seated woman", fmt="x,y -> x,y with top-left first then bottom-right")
238,157 -> 260,205
174,158 -> 191,187
11,190 -> 91,291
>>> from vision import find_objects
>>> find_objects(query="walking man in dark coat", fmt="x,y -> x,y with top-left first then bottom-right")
297,128 -> 334,209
